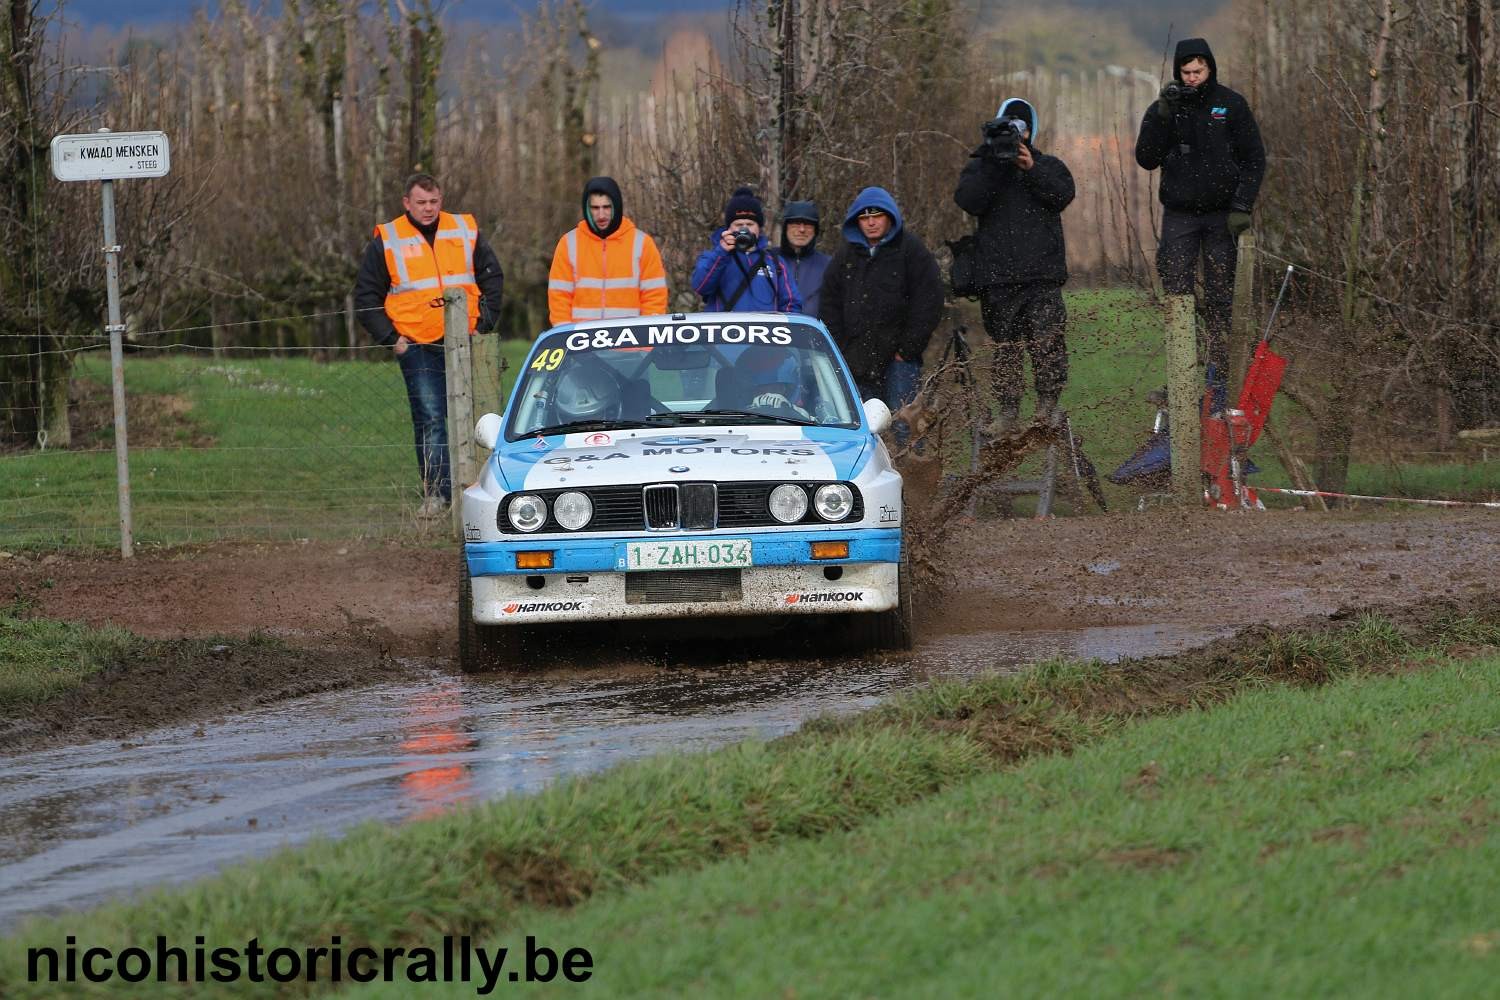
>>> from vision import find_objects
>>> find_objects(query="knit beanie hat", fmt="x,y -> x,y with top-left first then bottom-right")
723,186 -> 765,228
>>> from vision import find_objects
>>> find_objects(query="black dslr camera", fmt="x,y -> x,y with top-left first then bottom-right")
732,227 -> 758,253
1162,81 -> 1197,102
981,117 -> 1027,162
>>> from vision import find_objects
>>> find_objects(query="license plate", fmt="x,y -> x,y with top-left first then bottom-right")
625,539 -> 753,571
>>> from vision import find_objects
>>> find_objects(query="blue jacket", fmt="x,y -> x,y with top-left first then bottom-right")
691,231 -> 802,313
774,248 -> 831,317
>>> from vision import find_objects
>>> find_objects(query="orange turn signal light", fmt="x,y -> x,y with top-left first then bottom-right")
516,551 -> 554,570
810,541 -> 849,560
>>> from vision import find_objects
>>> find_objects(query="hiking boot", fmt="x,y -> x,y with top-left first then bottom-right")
1035,393 -> 1064,429
981,404 -> 1020,443
416,495 -> 448,519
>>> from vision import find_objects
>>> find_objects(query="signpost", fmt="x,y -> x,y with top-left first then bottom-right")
50,129 -> 171,558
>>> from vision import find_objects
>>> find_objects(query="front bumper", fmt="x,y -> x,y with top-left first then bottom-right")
466,528 -> 900,625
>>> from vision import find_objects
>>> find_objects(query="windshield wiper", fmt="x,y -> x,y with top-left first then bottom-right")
688,408 -> 820,427
525,415 -> 677,437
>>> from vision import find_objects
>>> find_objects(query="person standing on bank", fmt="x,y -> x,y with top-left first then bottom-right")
691,187 -> 802,313
354,172 -> 505,519
771,200 -> 831,317
1135,37 -> 1266,412
818,187 -> 944,442
954,96 -> 1075,435
548,176 -> 669,327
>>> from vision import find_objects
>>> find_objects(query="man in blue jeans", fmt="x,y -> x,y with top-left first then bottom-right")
353,173 -> 506,517
818,187 -> 943,447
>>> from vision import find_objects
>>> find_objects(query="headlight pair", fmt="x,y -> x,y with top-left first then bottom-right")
769,483 -> 854,524
507,492 -> 593,532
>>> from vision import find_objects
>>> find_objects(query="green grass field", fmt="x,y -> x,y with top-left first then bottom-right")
0,341 -> 534,549
4,607 -> 1497,997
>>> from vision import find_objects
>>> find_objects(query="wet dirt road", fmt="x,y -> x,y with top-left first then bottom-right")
2,508 -> 1496,930
0,624 -> 1220,931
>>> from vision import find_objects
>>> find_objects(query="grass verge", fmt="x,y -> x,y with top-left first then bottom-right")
0,599 -> 138,709
2,600 -> 1496,996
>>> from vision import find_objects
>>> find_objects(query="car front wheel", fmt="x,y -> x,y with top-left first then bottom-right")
458,553 -> 527,672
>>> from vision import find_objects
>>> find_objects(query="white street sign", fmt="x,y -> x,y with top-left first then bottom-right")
50,130 -> 170,182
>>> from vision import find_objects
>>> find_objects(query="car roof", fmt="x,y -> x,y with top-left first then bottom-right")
539,312 -> 833,339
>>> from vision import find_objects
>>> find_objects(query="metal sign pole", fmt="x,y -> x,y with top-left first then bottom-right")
50,124 -> 170,558
101,171 -> 133,558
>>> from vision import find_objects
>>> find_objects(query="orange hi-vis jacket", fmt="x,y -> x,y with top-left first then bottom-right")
377,212 -> 480,344
548,217 -> 668,326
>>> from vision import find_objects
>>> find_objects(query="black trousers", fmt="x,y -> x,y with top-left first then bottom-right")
1158,207 -> 1235,404
978,282 -> 1069,412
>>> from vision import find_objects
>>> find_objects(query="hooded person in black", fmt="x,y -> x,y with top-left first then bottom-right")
1136,37 -> 1266,410
770,201 -> 832,317
954,96 -> 1075,434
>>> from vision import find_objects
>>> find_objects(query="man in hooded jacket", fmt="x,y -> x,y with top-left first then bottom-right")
691,187 -> 802,313
819,187 -> 944,438
954,96 -> 1075,434
771,200 -> 832,317
548,176 -> 669,327
1136,37 -> 1266,410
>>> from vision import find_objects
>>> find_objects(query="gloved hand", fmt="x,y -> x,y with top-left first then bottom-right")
1155,84 -> 1179,121
1227,211 -> 1252,238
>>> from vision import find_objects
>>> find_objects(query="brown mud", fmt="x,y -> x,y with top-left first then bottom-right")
2,509 -> 1496,748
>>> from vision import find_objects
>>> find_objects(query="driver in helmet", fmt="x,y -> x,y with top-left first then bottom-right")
740,346 -> 812,420
553,362 -> 622,423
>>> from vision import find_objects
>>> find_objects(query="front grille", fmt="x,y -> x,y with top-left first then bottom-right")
499,482 -> 864,533
625,569 -> 743,605
643,484 -> 679,529
679,483 -> 717,529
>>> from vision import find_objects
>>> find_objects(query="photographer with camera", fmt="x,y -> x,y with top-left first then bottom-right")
691,187 -> 802,313
954,97 -> 1076,435
1136,37 -> 1265,411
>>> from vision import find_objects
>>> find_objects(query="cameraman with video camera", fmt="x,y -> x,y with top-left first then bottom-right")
1136,37 -> 1265,411
692,186 -> 802,313
954,97 -> 1076,435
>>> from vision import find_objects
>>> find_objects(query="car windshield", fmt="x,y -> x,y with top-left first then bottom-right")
505,318 -> 862,440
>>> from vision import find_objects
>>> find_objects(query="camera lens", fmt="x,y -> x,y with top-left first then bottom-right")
733,229 -> 758,252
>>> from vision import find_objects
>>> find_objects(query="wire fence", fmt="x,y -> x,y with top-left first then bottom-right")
3,248 -> 1498,552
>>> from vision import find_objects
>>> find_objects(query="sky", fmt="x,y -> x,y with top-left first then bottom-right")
57,0 -> 725,27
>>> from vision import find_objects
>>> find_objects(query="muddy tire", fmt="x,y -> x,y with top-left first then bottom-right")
845,545 -> 915,652
458,553 -> 525,672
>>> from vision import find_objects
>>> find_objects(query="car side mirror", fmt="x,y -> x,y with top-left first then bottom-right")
863,398 -> 891,435
475,413 -> 502,451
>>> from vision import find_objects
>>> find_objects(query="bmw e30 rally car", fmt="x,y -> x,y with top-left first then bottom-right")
458,312 -> 910,671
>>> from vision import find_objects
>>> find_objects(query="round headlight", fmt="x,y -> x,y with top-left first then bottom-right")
553,491 -> 593,531
768,484 -> 809,524
507,494 -> 547,532
814,484 -> 854,521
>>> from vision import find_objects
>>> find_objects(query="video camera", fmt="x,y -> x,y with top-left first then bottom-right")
981,117 -> 1028,162
731,227 -> 759,253
1161,81 -> 1198,103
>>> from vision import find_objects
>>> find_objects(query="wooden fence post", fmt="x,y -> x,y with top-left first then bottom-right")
1165,294 -> 1201,504
443,290 -> 476,538
1229,231 -> 1258,398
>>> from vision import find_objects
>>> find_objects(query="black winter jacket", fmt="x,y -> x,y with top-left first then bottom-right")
353,213 -> 506,346
953,144 -> 1074,287
1135,38 -> 1266,215
819,228 -> 944,385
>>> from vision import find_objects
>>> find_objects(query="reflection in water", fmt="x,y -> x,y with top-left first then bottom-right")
397,680 -> 476,820
0,621 -> 1222,930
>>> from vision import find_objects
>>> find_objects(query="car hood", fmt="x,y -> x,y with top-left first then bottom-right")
496,428 -> 870,491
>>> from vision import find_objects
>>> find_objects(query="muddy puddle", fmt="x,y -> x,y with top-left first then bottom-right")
0,621 -> 1219,931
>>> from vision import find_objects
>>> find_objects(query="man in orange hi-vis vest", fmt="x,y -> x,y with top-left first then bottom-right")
355,173 -> 505,518
548,177 -> 669,327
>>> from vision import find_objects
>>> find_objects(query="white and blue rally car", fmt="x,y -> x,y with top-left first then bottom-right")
458,313 -> 910,670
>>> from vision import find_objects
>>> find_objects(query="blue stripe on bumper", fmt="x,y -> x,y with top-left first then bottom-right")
467,528 -> 901,575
